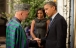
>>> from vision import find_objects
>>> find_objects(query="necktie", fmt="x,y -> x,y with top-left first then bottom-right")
48,18 -> 52,28
50,18 -> 52,23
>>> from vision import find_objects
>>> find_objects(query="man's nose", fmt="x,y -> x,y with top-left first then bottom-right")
45,11 -> 47,14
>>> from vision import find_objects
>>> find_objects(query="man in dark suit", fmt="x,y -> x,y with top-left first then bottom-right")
38,1 -> 67,48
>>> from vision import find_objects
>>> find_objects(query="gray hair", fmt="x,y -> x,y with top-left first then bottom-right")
44,1 -> 57,10
14,3 -> 31,12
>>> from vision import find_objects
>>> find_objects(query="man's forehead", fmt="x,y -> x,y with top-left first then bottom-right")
44,4 -> 52,8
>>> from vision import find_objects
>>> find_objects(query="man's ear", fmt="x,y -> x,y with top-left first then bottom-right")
52,6 -> 55,10
20,11 -> 23,16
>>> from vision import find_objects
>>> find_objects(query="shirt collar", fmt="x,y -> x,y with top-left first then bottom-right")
14,17 -> 21,23
51,12 -> 58,20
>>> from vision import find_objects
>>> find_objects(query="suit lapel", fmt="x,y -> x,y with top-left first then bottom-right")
48,13 -> 60,32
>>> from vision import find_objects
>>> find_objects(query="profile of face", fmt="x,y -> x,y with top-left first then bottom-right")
44,4 -> 55,17
21,10 -> 29,20
37,10 -> 44,18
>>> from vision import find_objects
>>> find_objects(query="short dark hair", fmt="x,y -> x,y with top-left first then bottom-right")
44,1 -> 57,10
36,8 -> 46,18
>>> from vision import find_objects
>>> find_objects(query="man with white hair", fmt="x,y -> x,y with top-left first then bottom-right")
6,3 -> 39,48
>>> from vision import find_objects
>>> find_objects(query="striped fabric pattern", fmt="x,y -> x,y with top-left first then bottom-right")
6,18 -> 28,48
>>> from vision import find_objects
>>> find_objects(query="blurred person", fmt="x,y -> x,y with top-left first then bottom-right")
30,8 -> 50,48
6,3 -> 40,48
25,25 -> 32,40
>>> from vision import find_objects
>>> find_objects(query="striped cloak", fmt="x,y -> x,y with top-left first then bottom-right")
6,17 -> 28,48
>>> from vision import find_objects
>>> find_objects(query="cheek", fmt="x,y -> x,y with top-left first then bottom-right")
38,14 -> 43,16
24,13 -> 28,17
48,9 -> 52,15
45,10 -> 50,15
41,14 -> 44,17
22,14 -> 27,19
25,13 -> 29,18
24,15 -> 28,18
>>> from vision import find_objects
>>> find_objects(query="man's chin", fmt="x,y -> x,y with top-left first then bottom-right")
47,15 -> 51,17
22,18 -> 26,21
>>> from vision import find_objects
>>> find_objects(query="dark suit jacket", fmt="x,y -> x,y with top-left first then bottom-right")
41,13 -> 67,48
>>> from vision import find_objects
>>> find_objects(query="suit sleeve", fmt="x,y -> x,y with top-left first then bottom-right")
56,18 -> 67,48
41,37 -> 46,45
28,39 -> 38,47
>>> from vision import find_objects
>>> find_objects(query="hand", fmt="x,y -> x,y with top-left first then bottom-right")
34,38 -> 41,47
34,38 -> 40,40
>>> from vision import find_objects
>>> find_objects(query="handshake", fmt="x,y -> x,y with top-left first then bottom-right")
29,37 -> 45,47
34,38 -> 43,47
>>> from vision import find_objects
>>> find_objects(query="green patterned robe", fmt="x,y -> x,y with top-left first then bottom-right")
6,17 -> 28,48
